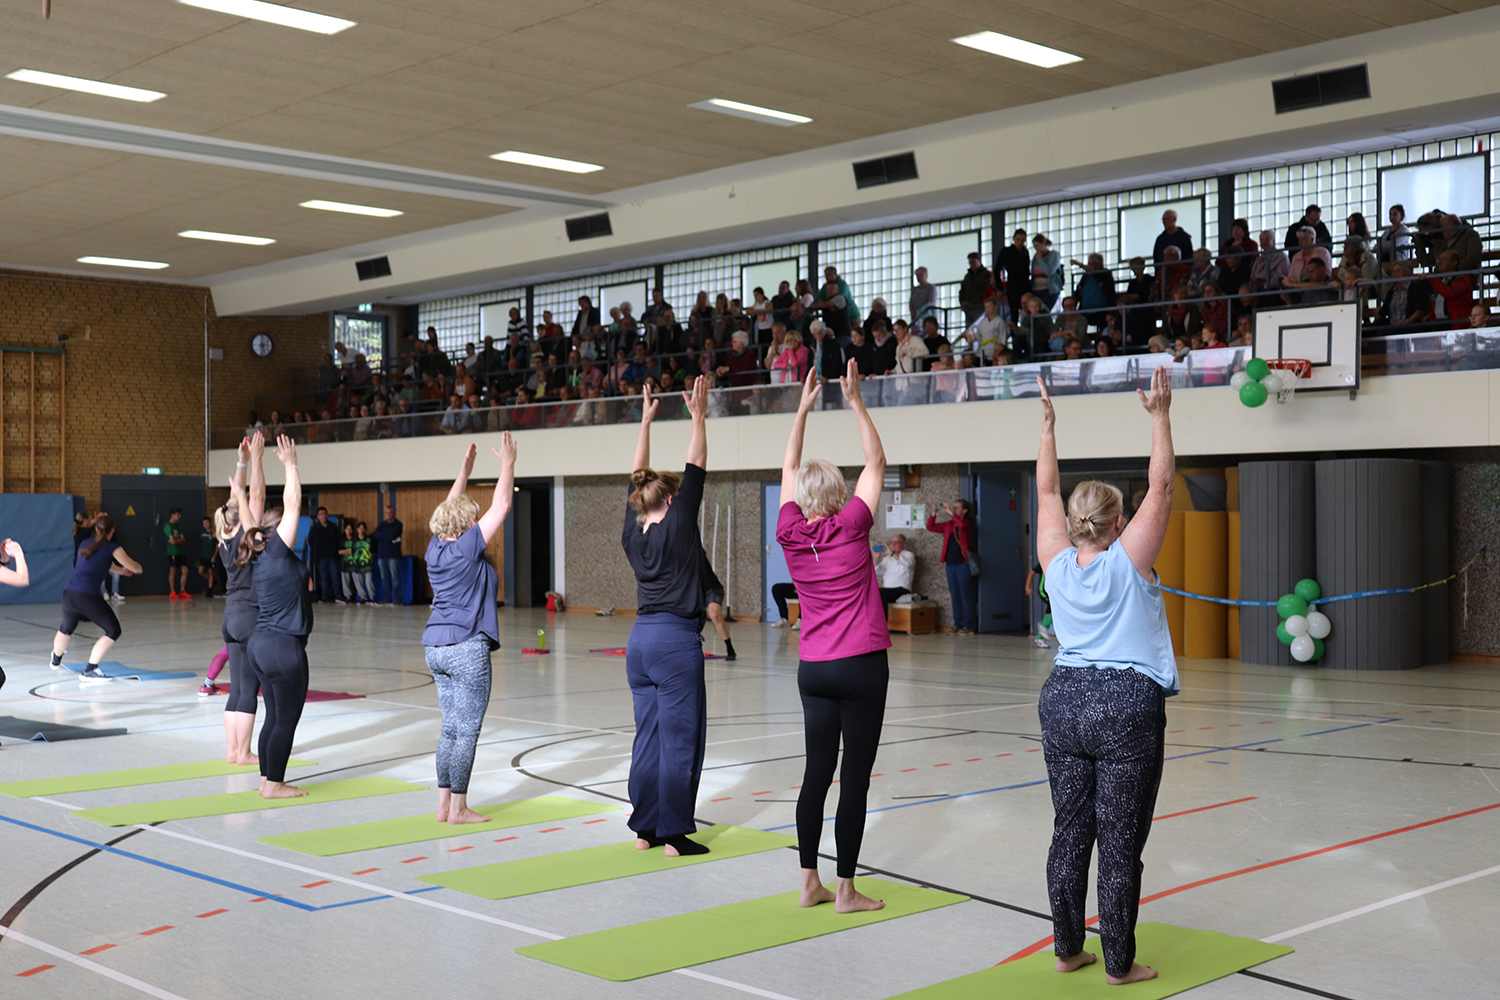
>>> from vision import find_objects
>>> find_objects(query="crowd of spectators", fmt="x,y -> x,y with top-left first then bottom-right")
246,204 -> 1493,439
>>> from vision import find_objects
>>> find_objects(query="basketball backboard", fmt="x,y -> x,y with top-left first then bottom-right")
1252,301 -> 1360,392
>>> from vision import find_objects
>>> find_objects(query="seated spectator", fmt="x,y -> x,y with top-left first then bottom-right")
1093,337 -> 1116,358
1070,253 -> 1117,328
1198,321 -> 1229,350
747,287 -> 774,343
454,363 -> 476,401
510,386 -> 540,430
353,404 -> 375,441
847,326 -> 879,375
264,409 -> 283,438
894,320 -> 926,374
992,348 -> 1015,367
1099,312 -> 1122,347
966,295 -> 1010,363
1287,227 -> 1333,289
1062,339 -> 1084,360
466,393 -> 488,431
1184,248 -> 1221,299
770,281 -> 796,327
418,371 -> 445,404
1429,250 -> 1476,329
1230,313 -> 1255,347
1376,261 -> 1433,329
1344,213 -> 1373,255
864,297 -> 893,338
1283,257 -> 1341,305
1056,296 -> 1089,342
1019,296 -> 1055,354
870,320 -> 898,375
1154,245 -> 1188,300
1148,334 -> 1170,354
719,330 -> 760,386
1251,229 -> 1289,292
771,329 -> 809,383
920,315 -> 949,371
1163,287 -> 1201,341
537,310 -> 564,351
874,533 -> 915,607
439,395 -> 467,434
1118,256 -> 1155,347
1199,281 -> 1228,335
623,343 -> 652,386
1172,336 -> 1192,361
787,299 -> 812,338
1337,239 -> 1378,302
1284,204 -> 1333,252
1232,284 -> 1259,330
1217,219 -> 1258,294
1471,304 -> 1492,329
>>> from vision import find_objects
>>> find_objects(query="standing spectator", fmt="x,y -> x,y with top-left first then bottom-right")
822,265 -> 859,327
863,298 -> 893,338
770,281 -> 796,328
505,306 -> 527,343
959,252 -> 993,327
909,267 -> 938,329
1283,204 -> 1333,252
999,228 -> 1031,322
1429,250 -> 1476,329
925,500 -> 976,634
1424,213 -> 1482,273
372,505 -> 404,605
920,315 -> 950,372
197,516 -> 218,598
165,506 -> 189,598
1152,209 -> 1193,266
688,291 -> 714,345
893,319 -> 925,373
337,522 -> 360,604
351,523 -> 375,604
538,310 -> 564,351
966,296 -> 1010,363
1217,219 -> 1258,296
747,287 -> 774,344
570,295 -> 600,342
1376,204 -> 1413,272
812,279 -> 851,340
871,321 -> 898,375
1344,212 -> 1373,254
1377,261 -> 1433,329
874,533 -> 915,607
1070,253 -> 1117,329
1118,257 -> 1155,347
316,353 -> 341,405
641,287 -> 672,328
306,506 -> 342,604
1032,234 -> 1063,309
809,320 -> 844,384
1250,229 -> 1288,293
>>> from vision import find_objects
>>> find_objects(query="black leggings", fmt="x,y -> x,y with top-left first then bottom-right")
221,604 -> 259,715
246,630 -> 309,783
58,590 -> 122,641
796,650 -> 889,878
1039,664 -> 1166,978
772,582 -> 797,621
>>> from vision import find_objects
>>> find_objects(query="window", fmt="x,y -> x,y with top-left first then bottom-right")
419,289 -> 523,359
820,216 -> 990,328
330,311 -> 388,368
663,244 -> 803,319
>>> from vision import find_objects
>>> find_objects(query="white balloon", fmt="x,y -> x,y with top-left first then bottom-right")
1306,611 -> 1331,639
1285,614 -> 1310,637
1261,374 -> 1284,394
1230,371 -> 1252,390
1290,635 -> 1316,662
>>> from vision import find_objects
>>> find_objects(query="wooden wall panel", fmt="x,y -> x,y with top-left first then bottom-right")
394,483 -> 506,604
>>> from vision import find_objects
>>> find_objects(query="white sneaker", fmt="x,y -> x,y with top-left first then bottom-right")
49,657 -> 63,670
1033,635 -> 1050,648
791,620 -> 801,631
770,618 -> 788,629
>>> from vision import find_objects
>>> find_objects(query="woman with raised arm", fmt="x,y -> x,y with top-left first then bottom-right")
0,538 -> 28,695
777,360 -> 890,914
622,376 -> 712,857
242,435 -> 314,799
423,434 -> 516,825
216,432 -> 267,764
50,515 -> 142,684
1033,364 -> 1177,986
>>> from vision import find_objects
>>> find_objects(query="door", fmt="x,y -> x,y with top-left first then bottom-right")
100,475 -> 206,597
762,482 -> 793,621
974,470 -> 1027,633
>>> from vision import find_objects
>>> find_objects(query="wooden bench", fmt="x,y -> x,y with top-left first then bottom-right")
785,598 -> 937,635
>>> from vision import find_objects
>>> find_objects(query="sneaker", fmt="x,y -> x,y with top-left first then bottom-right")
49,655 -> 64,670
334,599 -> 347,605
791,620 -> 800,631
956,628 -> 974,635
770,618 -> 788,629
112,593 -> 126,602
79,666 -> 114,685
198,682 -> 222,697
1033,635 -> 1050,648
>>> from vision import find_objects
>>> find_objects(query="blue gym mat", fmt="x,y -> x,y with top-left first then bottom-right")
62,662 -> 196,682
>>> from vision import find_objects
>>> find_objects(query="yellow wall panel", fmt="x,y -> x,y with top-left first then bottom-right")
1159,512 -> 1186,654
1184,511 -> 1228,659
1227,512 -> 1241,659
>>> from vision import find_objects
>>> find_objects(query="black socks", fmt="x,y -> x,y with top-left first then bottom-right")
634,830 -> 666,848
50,652 -> 63,667
724,638 -> 736,661
663,834 -> 709,856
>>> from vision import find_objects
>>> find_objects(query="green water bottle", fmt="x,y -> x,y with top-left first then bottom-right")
537,629 -> 546,650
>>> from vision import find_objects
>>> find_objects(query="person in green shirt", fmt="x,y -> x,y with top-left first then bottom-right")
196,516 -> 219,599
351,522 -> 375,604
165,507 -> 188,598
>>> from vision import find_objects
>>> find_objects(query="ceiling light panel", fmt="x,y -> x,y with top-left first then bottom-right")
490,150 -> 603,174
77,256 -> 170,269
4,69 -> 166,103
689,98 -> 811,127
951,31 -> 1082,69
178,230 -> 276,245
177,0 -> 355,35
299,199 -> 403,217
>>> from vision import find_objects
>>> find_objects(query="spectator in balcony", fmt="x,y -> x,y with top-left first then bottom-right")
788,299 -> 812,339
1230,313 -> 1254,347
1183,248 -> 1221,299
500,329 -> 528,368
538,310 -> 564,350
317,353 -> 341,403
1147,334 -> 1170,354
493,357 -> 523,400
1000,228 -> 1031,322
1031,234 -> 1063,309
795,278 -> 815,310
454,362 -> 477,402
813,279 -> 851,340
719,330 -> 760,387
352,404 -> 375,441
809,320 -> 845,386
1070,253 -> 1117,330
772,329 -> 810,384
871,320 -> 898,375
1093,337 -> 1117,359
1019,295 -> 1055,355
747,287 -> 775,344
440,395 -> 468,435
1197,321 -> 1229,351
770,281 -> 796,327
1283,256 -> 1341,305
1100,312 -> 1122,348
926,500 -> 976,633
335,340 -> 352,367
461,342 -> 479,373
622,343 -> 652,387
265,410 -> 284,439
374,402 -> 394,439
1336,240 -> 1378,301
992,348 -> 1016,367
921,315 -> 950,370
1057,296 -> 1089,343
846,326 -> 879,376
688,291 -> 714,344
643,308 -> 682,358
1376,204 -> 1413,272
1251,229 -> 1289,293
711,293 -> 732,340
1429,250 -> 1476,329
1470,304 -> 1492,329
823,265 -> 858,326
1286,227 -> 1333,294
967,295 -> 1010,364
1117,257 -> 1154,347
1344,212 -> 1373,255
1427,213 -> 1482,273
1284,204 -> 1333,252
1232,284 -> 1259,331
909,266 -> 939,330
1217,219 -> 1258,295
1199,282 -> 1228,336
571,295 -> 601,343
1154,246 -> 1188,301
959,252 -> 993,327
417,371 -> 444,405
642,287 -> 672,328
1153,209 -> 1194,266
605,348 -> 631,393
763,323 -> 787,374
1062,339 -> 1085,361
430,340 -> 456,382
618,301 -> 639,340
1162,287 -> 1201,342
504,306 -> 527,343
893,319 -> 926,374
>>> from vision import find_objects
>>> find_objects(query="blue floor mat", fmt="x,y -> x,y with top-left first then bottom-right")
62,662 -> 196,681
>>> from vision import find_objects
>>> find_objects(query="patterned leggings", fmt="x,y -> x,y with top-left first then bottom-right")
1038,664 -> 1166,978
424,636 -> 493,795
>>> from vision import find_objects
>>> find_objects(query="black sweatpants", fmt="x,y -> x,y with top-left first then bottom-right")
771,582 -> 797,621
246,630 -> 309,783
796,650 -> 889,878
1038,664 -> 1167,978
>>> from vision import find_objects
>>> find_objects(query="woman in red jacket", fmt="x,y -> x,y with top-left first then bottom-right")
926,500 -> 976,633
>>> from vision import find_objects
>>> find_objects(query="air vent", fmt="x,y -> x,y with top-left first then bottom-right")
565,212 -> 613,242
1272,64 -> 1369,114
355,256 -> 391,281
853,152 -> 919,190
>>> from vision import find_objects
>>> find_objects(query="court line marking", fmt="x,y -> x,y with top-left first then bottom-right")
1263,862 -> 1500,942
0,925 -> 191,1000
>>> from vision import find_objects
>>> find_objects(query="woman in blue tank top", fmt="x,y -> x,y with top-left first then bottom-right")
1032,365 -> 1176,987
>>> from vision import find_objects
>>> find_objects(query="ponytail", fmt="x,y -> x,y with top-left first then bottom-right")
80,515 -> 115,559
236,509 -> 283,567
628,468 -> 681,526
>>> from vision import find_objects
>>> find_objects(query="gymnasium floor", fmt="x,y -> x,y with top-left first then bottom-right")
0,598 -> 1495,1000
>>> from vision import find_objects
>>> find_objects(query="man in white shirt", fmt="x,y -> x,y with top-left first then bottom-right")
874,533 -> 915,607
964,295 -> 1010,362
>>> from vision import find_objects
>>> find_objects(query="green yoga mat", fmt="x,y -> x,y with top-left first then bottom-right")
71,777 -> 424,826
0,759 -> 316,798
518,878 -> 966,980
257,796 -> 622,856
419,824 -> 794,900
884,923 -> 1293,999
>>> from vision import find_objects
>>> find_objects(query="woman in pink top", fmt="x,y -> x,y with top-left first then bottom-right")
776,360 -> 890,915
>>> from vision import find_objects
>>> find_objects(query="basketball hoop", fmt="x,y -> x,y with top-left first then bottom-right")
1266,358 -> 1312,403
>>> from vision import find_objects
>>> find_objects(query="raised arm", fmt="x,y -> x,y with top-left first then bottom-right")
1035,377 -> 1070,570
780,368 -> 822,507
447,443 -> 477,502
684,375 -> 708,469
633,384 -> 660,473
226,469 -> 250,538
0,539 -> 29,587
478,431 -> 516,544
247,430 -> 266,527
841,358 -> 885,515
273,434 -> 302,548
1119,365 -> 1175,580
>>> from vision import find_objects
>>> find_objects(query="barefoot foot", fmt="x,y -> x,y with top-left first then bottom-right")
233,753 -> 259,767
260,781 -> 307,799
447,806 -> 492,825
1056,951 -> 1097,973
1106,963 -> 1157,985
798,883 -> 835,908
834,887 -> 885,913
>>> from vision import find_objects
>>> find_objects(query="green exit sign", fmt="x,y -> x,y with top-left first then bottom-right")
142,467 -> 162,475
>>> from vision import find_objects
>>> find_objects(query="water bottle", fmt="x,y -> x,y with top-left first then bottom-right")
537,629 -> 546,651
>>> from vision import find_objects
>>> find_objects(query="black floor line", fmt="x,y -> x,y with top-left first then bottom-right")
1238,969 -> 1359,1000
0,825 -> 152,939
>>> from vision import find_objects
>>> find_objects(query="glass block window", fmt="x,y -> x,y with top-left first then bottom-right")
819,216 -> 990,328
662,244 -> 805,319
330,312 -> 388,369
418,289 -> 524,359
534,266 -> 654,333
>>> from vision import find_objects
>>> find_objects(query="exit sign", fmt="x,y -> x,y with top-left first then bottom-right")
142,467 -> 162,475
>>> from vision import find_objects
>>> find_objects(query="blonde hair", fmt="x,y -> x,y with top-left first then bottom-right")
783,329 -> 803,348
628,468 -> 681,526
1068,481 -> 1124,543
214,497 -> 240,541
430,495 -> 481,539
795,459 -> 847,521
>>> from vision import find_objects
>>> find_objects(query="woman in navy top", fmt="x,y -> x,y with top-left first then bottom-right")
217,432 -> 266,764
50,514 -> 142,684
422,434 -> 516,826
242,435 -> 314,799
620,377 -> 711,857
0,538 -> 29,694
1032,365 -> 1177,986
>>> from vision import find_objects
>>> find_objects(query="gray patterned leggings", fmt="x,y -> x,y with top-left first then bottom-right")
424,636 -> 493,795
1038,664 -> 1166,978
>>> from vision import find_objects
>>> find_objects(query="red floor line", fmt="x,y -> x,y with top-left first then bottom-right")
900,768 -> 918,772
448,846 -> 474,852
710,797 -> 732,802
16,965 -> 54,977
965,759 -> 983,762
1154,796 -> 1258,821
352,868 -> 379,875
302,880 -> 330,888
752,791 -> 773,795
195,909 -> 228,919
494,836 -> 518,843
139,926 -> 172,936
1227,724 -> 1243,727
933,763 -> 952,767
583,819 -> 608,824
1003,799 -> 1500,964
870,774 -> 883,778
1259,720 -> 1276,724
1168,730 -> 1184,733
79,945 -> 115,956
996,753 -> 1012,758
539,827 -> 564,833
1027,748 -> 1042,753
399,857 -> 427,864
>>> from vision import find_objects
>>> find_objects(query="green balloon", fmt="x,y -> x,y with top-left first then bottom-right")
1240,381 -> 1268,407
1276,622 -> 1294,646
1311,637 -> 1326,661
1294,578 -> 1322,602
1042,613 -> 1053,628
1246,357 -> 1271,381
1276,593 -> 1309,619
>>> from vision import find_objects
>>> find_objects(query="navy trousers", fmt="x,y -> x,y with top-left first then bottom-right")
625,613 -> 706,838
314,558 -> 340,602
945,562 -> 976,630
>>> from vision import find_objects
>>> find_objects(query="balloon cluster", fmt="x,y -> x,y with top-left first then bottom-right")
1275,578 -> 1331,663
1232,358 -> 1296,407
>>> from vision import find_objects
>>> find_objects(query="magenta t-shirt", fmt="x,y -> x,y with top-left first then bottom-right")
777,498 -> 892,662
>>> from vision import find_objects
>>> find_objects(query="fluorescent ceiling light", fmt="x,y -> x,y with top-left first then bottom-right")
77,256 -> 170,270
299,199 -> 403,217
490,150 -> 603,174
179,230 -> 276,245
5,69 -> 166,103
689,98 -> 811,127
952,31 -> 1082,69
177,0 -> 355,34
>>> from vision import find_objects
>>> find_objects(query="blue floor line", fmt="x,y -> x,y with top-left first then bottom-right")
313,885 -> 443,910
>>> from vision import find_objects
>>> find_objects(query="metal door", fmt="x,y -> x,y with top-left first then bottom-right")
974,470 -> 1027,633
761,482 -> 793,621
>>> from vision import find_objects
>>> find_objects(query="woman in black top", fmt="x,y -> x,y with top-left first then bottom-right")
217,432 -> 266,765
621,376 -> 711,857
241,435 -> 313,799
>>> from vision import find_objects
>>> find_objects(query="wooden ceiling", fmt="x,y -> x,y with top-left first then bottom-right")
0,0 -> 1484,281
